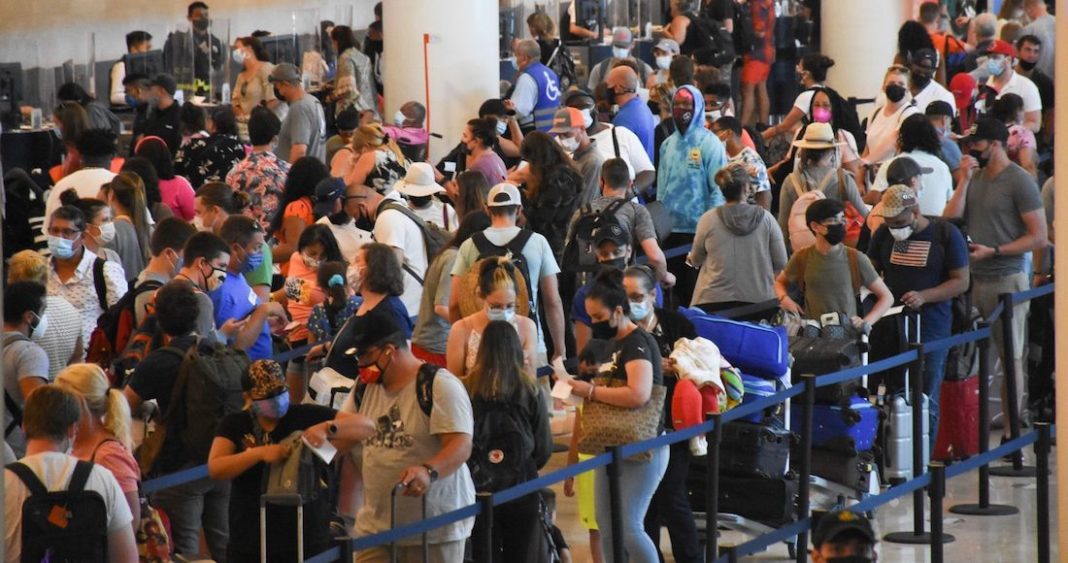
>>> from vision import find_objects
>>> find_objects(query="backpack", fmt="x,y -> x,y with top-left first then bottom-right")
685,13 -> 737,67
934,34 -> 969,81
470,230 -> 540,323
89,439 -> 174,562
380,200 -> 449,284
3,333 -> 31,438
546,40 -> 577,93
731,0 -> 757,56
86,274 -> 163,384
468,397 -> 538,493
111,315 -> 167,389
159,340 -> 250,463
561,199 -> 630,274
7,460 -> 109,563
350,362 -> 439,417
787,169 -> 859,252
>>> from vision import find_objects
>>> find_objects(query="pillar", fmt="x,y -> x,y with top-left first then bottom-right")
382,0 -> 499,163
1055,2 -> 1067,558
819,0 -> 911,101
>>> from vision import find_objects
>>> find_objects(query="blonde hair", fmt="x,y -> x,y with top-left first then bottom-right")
55,364 -> 133,451
477,255 -> 518,298
351,123 -> 408,167
7,250 -> 49,284
526,12 -> 556,39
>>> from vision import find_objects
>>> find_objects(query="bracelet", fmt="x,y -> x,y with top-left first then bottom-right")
587,383 -> 596,402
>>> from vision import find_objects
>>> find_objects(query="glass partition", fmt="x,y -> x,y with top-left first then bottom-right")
500,1 -> 564,57
194,17 -> 230,102
163,21 -> 196,101
294,9 -> 325,90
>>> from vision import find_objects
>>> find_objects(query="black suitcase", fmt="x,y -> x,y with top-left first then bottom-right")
688,462 -> 799,527
802,447 -> 877,494
789,336 -> 863,403
720,421 -> 793,479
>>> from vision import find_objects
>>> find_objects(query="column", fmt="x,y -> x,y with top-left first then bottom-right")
819,0 -> 911,101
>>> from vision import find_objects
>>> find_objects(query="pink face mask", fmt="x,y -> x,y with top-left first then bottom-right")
812,107 -> 832,124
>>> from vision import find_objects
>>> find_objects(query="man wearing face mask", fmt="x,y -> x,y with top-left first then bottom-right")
305,310 -> 476,563
648,38 -> 680,88
395,162 -> 458,232
141,74 -> 183,153
382,101 -> 430,149
550,107 -> 605,207
174,232 -> 244,346
925,101 -> 964,182
270,63 -> 327,163
943,118 -> 1046,452
978,40 -> 1042,133
212,216 -> 289,360
123,73 -> 153,153
607,65 -> 655,161
868,185 -> 969,443
162,1 -> 224,93
109,31 -> 152,107
1012,35 -> 1054,142
900,49 -> 956,117
2,282 -> 52,458
131,217 -> 197,326
587,27 -> 654,94
506,39 -> 562,133
809,510 -> 878,563
564,90 -> 656,195
657,84 -> 728,307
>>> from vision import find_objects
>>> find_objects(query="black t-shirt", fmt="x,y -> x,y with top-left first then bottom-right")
647,309 -> 697,430
1029,70 -> 1055,111
215,404 -> 337,562
126,334 -> 198,473
144,102 -> 182,153
702,0 -> 736,22
604,326 -> 665,434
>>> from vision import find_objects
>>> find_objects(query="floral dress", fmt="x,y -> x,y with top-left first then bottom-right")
226,150 -> 291,230
175,133 -> 247,189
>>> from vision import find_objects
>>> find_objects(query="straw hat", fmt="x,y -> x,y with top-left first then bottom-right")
791,122 -> 844,150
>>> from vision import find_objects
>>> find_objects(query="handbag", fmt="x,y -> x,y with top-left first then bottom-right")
91,440 -> 173,562
577,379 -> 666,462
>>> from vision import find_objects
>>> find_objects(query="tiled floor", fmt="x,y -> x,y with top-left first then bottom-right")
545,428 -> 1058,563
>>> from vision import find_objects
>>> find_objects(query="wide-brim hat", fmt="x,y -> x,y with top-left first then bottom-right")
394,162 -> 445,197
791,122 -> 843,150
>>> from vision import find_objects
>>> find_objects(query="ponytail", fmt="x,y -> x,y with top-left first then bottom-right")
104,388 -> 134,452
55,364 -> 134,452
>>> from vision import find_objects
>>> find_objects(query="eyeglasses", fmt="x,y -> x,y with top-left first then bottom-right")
47,227 -> 82,239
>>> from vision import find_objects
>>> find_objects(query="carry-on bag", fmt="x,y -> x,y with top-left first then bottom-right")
719,420 -> 793,479
791,393 -> 879,454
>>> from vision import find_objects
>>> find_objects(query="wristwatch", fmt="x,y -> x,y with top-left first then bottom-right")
327,423 -> 338,437
422,463 -> 439,483
993,246 -> 1002,258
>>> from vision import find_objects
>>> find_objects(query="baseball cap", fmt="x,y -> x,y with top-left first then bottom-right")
593,223 -> 630,248
340,309 -> 405,358
313,177 -> 345,217
486,183 -> 522,208
242,360 -> 287,400
909,48 -> 938,70
812,510 -> 876,548
981,39 -> 1015,57
549,107 -> 585,134
149,74 -> 177,96
611,26 -> 633,48
924,100 -> 954,119
269,63 -> 302,84
335,108 -> 360,132
876,185 -> 920,218
885,156 -> 933,185
394,162 -> 446,197
959,117 -> 1009,144
654,38 -> 680,55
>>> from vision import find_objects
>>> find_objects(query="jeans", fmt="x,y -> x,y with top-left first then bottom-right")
643,441 -> 702,563
920,307 -> 952,446
151,476 -> 231,562
595,444 -> 669,563
470,492 -> 544,562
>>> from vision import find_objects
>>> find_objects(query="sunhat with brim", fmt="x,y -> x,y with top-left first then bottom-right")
791,122 -> 844,150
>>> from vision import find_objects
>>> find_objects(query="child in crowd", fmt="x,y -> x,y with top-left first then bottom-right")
541,488 -> 572,563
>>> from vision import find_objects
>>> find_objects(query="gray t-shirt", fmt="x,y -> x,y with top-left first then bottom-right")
412,249 -> 458,355
275,94 -> 326,163
193,290 -> 225,344
343,368 -> 475,545
964,163 -> 1043,276
133,271 -> 169,327
3,333 -> 50,457
782,245 -> 879,319
573,143 -> 607,208
566,195 -> 658,246
107,219 -> 144,283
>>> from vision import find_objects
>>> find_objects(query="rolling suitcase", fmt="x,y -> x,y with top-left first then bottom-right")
806,448 -> 878,494
390,482 -> 429,563
879,312 -> 930,482
792,393 -> 879,454
687,461 -> 799,527
260,494 -> 303,563
719,421 -> 793,479
932,375 -> 980,461
789,336 -> 863,403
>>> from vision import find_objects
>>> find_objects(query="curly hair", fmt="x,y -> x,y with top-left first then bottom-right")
358,242 -> 404,297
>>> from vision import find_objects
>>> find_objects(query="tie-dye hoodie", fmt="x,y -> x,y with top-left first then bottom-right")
656,84 -> 728,233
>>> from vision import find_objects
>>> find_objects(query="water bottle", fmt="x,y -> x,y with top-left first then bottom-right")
221,82 -> 231,104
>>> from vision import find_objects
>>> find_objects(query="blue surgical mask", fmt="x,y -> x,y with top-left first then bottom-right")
47,235 -> 78,259
124,93 -> 141,108
986,57 -> 1005,77
628,299 -> 651,322
251,391 -> 290,419
242,250 -> 264,273
486,306 -> 516,323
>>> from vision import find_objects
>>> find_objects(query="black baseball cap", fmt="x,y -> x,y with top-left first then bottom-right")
313,177 -> 345,217
959,117 -> 1009,145
341,310 -> 405,358
886,156 -> 933,185
924,100 -> 954,119
593,223 -> 630,248
812,510 -> 876,548
909,48 -> 938,71
150,74 -> 177,96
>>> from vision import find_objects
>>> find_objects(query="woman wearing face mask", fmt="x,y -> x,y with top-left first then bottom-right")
273,225 -> 345,402
270,157 -> 330,275
566,269 -> 668,563
769,87 -> 863,185
862,65 -> 921,169
461,118 -> 508,186
990,93 -> 1038,177
55,363 -> 141,531
342,123 -> 410,194
8,250 -> 84,378
135,135 -> 196,220
58,189 -> 122,265
230,36 -> 279,124
763,54 -> 835,141
45,205 -> 129,359
100,172 -> 153,279
465,320 -> 553,562
209,359 -> 337,562
446,257 -> 538,380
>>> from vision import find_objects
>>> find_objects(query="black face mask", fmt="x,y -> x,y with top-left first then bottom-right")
193,18 -> 210,32
600,258 -> 627,271
1018,59 -> 1038,71
969,148 -> 989,168
353,205 -> 375,232
884,84 -> 907,103
605,86 -> 617,106
823,223 -> 847,246
408,195 -> 433,208
912,73 -> 932,89
273,86 -> 284,101
590,317 -> 618,340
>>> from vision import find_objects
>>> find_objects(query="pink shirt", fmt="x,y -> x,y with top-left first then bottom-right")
1007,124 -> 1037,161
76,439 -> 140,494
160,176 -> 197,221
382,125 -> 430,147
283,253 -> 325,343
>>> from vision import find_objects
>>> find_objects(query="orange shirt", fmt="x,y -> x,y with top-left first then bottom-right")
282,252 -> 325,343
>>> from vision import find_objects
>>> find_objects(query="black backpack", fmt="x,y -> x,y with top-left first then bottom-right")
471,230 -> 539,324
380,200 -> 449,285
685,13 -> 737,67
731,0 -> 757,56
8,460 -> 109,562
468,398 -> 537,492
562,199 -> 630,274
545,39 -> 577,93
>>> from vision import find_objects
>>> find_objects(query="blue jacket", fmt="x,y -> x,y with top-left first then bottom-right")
656,85 -> 727,233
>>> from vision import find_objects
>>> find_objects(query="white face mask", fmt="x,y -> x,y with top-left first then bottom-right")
656,56 -> 672,70
393,110 -> 406,127
302,253 -> 321,269
556,135 -> 580,153
581,108 -> 594,129
232,48 -> 246,65
192,215 -> 212,232
496,120 -> 508,135
30,312 -> 49,340
612,47 -> 630,60
96,222 -> 117,244
889,225 -> 914,242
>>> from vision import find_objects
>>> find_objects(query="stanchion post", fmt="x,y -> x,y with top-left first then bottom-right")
607,445 -> 626,563
929,462 -> 947,563
909,341 -> 926,536
727,545 -> 739,563
990,294 -> 1038,477
476,492 -> 494,563
705,415 -> 723,563
795,375 -> 815,563
336,536 -> 353,563
1036,423 -> 1051,563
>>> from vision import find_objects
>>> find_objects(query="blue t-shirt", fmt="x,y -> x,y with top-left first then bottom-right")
867,219 -> 968,330
571,280 -> 664,326
210,272 -> 273,360
940,137 -> 962,172
613,97 -> 655,161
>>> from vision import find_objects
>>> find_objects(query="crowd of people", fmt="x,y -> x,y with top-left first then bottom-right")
1,0 -> 1057,562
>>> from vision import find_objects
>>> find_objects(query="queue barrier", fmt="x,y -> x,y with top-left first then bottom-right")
137,273 -> 1055,563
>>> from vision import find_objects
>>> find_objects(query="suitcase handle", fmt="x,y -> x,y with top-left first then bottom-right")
390,481 -> 430,563
261,493 -> 303,507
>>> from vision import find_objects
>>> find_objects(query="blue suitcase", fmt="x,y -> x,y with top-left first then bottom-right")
680,308 -> 789,379
791,394 -> 879,454
738,374 -> 783,424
